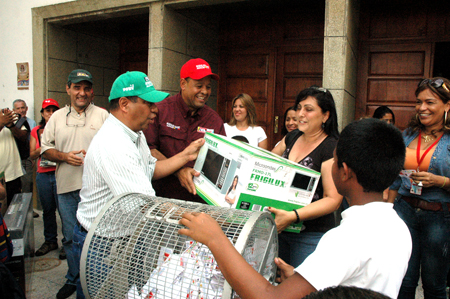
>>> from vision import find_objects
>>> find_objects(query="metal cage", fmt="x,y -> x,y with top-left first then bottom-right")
80,193 -> 278,299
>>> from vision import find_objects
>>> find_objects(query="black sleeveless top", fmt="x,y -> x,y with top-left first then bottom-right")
283,129 -> 338,233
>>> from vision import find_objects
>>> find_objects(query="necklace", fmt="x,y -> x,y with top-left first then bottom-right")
421,134 -> 434,143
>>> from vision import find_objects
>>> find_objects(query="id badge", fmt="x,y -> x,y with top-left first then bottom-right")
410,181 -> 422,195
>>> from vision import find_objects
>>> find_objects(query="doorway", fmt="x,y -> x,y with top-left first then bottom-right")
217,0 -> 325,148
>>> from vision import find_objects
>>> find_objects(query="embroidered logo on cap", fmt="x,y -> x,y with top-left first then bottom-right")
77,72 -> 90,77
123,84 -> 134,92
196,64 -> 210,70
144,77 -> 153,88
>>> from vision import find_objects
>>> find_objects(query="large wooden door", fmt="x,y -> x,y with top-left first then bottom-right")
356,43 -> 433,130
217,0 -> 325,149
219,45 -> 323,148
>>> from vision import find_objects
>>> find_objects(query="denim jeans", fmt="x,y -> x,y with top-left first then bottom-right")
58,190 -> 81,286
394,197 -> 450,299
73,224 -> 87,299
36,172 -> 59,244
278,231 -> 324,268
74,224 -> 115,299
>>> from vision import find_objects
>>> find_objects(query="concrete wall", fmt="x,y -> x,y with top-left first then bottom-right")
0,0 -> 74,121
46,24 -> 120,109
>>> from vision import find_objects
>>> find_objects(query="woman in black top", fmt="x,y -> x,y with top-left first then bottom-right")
271,87 -> 343,267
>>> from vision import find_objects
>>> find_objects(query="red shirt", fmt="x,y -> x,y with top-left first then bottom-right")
143,92 -> 225,202
31,126 -> 56,173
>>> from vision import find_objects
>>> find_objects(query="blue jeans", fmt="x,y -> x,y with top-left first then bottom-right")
73,224 -> 87,299
74,224 -> 115,299
394,197 -> 450,299
58,190 -> 81,286
278,231 -> 324,268
36,172 -> 59,244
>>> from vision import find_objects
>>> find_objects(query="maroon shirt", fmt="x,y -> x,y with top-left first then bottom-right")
144,92 -> 225,202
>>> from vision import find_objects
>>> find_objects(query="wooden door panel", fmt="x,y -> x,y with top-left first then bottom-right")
224,54 -> 269,76
283,52 -> 323,75
274,45 -> 323,146
370,52 -> 425,76
225,78 -> 269,100
367,79 -> 420,104
356,43 -> 432,131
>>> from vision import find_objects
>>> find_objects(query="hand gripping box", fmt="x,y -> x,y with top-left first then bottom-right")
193,132 -> 321,233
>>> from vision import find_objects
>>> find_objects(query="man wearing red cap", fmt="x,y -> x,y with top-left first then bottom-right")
144,58 -> 226,203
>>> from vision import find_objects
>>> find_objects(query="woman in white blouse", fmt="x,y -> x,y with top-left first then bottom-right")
224,93 -> 268,149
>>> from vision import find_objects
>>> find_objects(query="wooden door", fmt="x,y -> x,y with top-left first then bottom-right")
356,43 -> 433,130
219,45 -> 323,148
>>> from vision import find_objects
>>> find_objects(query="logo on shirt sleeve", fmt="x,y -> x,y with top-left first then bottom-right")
197,127 -> 214,133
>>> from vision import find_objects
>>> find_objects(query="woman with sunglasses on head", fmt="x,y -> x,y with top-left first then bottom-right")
224,93 -> 268,149
388,77 -> 450,299
271,87 -> 343,267
31,99 -> 64,258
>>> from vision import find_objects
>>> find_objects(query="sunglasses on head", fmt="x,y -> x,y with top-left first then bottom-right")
311,86 -> 328,93
418,78 -> 450,93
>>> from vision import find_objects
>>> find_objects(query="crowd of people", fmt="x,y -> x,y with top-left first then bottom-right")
0,57 -> 449,299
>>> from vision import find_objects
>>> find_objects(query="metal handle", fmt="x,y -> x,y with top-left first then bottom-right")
274,116 -> 279,133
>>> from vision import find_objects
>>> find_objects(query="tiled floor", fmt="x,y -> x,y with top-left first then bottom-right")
26,209 -> 433,299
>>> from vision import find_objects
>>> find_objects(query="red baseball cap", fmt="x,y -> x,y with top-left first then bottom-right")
180,58 -> 219,81
42,98 -> 60,109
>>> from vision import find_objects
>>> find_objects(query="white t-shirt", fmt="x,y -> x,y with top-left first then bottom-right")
296,202 -> 412,299
224,124 -> 267,147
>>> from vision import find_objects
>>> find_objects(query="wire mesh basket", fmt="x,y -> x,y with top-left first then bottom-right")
80,193 -> 278,299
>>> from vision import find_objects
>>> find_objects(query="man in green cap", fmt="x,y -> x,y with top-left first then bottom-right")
73,71 -> 205,298
41,69 -> 109,299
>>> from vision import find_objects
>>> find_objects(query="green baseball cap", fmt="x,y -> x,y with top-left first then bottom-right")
68,69 -> 93,84
108,71 -> 169,103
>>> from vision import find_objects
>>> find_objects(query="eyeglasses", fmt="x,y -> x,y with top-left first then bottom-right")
418,78 -> 450,93
66,106 -> 86,127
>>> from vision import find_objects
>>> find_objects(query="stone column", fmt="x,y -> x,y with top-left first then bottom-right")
323,0 -> 360,130
148,1 -> 165,91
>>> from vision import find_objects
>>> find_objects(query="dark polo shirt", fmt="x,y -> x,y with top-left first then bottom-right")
143,92 -> 225,202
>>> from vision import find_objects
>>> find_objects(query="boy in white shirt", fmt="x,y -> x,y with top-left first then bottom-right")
179,118 -> 412,299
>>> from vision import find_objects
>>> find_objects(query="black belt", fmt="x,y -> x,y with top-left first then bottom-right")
76,221 -> 88,233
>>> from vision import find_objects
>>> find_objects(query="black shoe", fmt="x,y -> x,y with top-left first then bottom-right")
33,211 -> 39,218
35,241 -> 58,256
59,246 -> 66,260
56,283 -> 76,299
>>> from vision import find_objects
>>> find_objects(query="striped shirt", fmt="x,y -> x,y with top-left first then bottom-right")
77,114 -> 156,231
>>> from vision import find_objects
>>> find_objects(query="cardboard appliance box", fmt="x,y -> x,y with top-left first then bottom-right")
193,132 -> 321,233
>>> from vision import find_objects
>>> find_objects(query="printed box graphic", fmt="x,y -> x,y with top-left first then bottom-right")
193,132 -> 321,233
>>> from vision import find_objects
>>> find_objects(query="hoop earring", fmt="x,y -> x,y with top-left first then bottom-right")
445,111 -> 448,124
